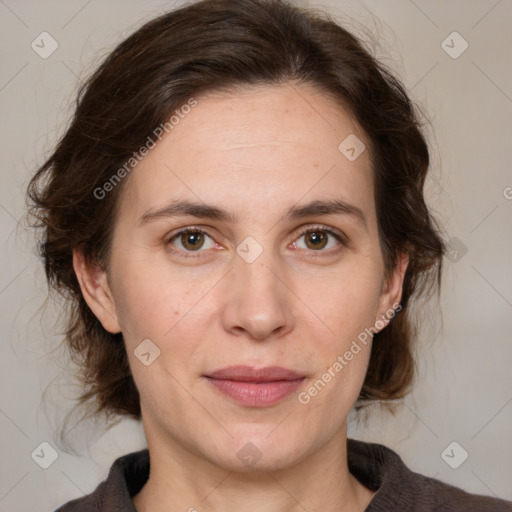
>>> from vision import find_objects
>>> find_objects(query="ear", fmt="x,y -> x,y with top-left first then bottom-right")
72,248 -> 122,334
374,252 -> 409,332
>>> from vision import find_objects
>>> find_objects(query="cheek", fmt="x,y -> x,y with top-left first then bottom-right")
111,268 -> 203,410
302,263 -> 382,345
325,287 -> 381,343
109,259 -> 209,382
109,251 -> 192,339
115,281 -> 171,339
295,258 -> 382,405
298,281 -> 377,419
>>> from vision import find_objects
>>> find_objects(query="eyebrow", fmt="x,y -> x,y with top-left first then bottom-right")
138,198 -> 367,229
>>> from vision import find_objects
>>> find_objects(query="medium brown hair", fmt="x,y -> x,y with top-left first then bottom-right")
27,0 -> 445,421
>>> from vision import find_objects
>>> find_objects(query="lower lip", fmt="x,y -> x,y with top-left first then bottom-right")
206,377 -> 305,407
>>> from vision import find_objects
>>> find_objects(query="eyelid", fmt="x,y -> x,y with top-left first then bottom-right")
165,223 -> 348,258
295,223 -> 347,245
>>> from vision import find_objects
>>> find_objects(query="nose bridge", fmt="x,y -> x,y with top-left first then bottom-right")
234,236 -> 282,301
243,224 -> 293,277
222,235 -> 293,339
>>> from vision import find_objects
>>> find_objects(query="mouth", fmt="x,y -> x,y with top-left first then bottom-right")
204,366 -> 306,407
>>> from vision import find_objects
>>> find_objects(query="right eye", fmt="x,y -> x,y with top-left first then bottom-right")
166,227 -> 218,257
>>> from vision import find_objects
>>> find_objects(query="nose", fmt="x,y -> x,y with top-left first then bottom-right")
220,251 -> 295,341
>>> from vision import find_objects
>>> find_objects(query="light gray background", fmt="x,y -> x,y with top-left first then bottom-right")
1,1 -> 511,510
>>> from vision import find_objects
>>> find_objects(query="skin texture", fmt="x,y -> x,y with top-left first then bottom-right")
73,83 -> 408,512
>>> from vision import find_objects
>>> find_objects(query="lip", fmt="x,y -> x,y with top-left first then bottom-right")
207,365 -> 305,382
204,366 -> 306,407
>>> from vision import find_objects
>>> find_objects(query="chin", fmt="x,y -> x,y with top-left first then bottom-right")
203,429 -> 312,473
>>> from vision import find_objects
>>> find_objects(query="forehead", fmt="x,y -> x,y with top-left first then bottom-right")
116,83 -> 375,227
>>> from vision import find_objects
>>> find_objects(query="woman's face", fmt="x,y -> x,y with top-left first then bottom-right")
78,83 -> 407,471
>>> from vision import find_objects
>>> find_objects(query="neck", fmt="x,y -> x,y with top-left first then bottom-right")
133,426 -> 374,512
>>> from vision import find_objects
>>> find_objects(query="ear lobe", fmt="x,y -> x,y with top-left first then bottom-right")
72,248 -> 122,334
375,252 -> 409,331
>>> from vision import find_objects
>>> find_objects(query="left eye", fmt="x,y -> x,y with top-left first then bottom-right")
293,227 -> 342,251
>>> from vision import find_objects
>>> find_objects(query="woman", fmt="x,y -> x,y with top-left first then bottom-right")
27,0 -> 512,510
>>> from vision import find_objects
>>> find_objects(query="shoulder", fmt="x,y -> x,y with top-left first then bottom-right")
347,438 -> 512,512
54,450 -> 149,512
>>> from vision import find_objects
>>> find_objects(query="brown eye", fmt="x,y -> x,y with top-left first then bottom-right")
180,231 -> 205,251
294,226 -> 344,253
168,228 -> 216,254
303,231 -> 328,250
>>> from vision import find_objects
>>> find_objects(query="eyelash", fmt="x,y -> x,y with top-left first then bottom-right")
166,224 -> 347,259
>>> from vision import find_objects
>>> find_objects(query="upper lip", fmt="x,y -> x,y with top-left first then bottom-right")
205,365 -> 305,382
